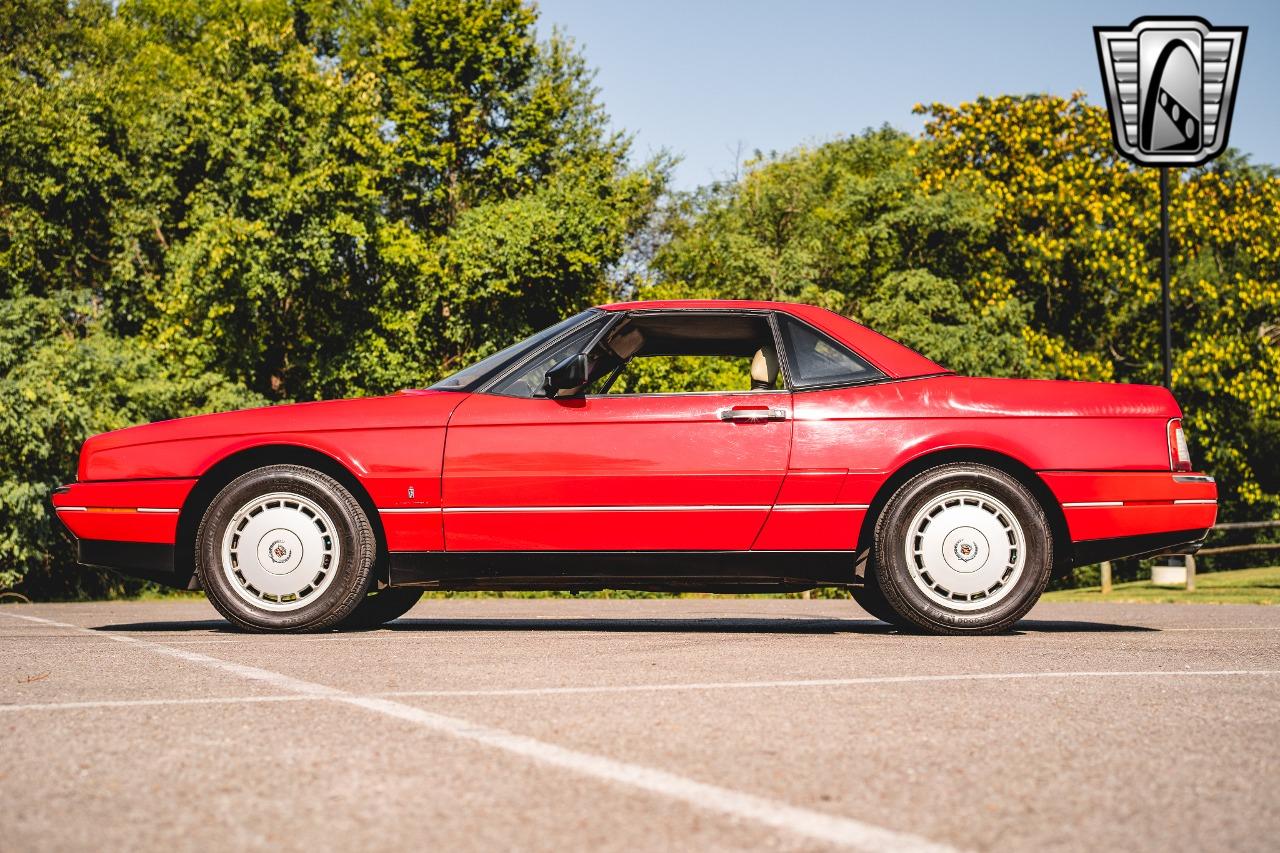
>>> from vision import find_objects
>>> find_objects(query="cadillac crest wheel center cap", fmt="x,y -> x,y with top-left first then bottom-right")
942,526 -> 988,573
257,528 -> 304,575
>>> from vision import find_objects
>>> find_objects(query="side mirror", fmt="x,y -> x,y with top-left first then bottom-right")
544,353 -> 590,396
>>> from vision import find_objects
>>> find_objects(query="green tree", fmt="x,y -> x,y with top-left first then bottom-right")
346,156 -> 665,394
115,0 -> 390,398
374,0 -> 617,228
652,127 -> 1026,371
0,294 -> 264,598
860,270 -> 1031,377
0,0 -> 123,301
0,0 -> 664,596
4,0 -> 660,405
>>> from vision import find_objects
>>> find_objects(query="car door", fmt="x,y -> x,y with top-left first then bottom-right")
440,314 -> 793,553
441,392 -> 792,551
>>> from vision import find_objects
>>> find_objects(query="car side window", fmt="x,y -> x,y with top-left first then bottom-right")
591,312 -> 780,396
777,315 -> 883,388
488,317 -> 609,398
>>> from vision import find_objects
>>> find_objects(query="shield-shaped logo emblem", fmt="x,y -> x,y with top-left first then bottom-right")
1095,17 -> 1247,167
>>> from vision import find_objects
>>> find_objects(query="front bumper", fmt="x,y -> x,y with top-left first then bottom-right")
78,540 -> 177,582
52,479 -> 194,544
52,479 -> 196,582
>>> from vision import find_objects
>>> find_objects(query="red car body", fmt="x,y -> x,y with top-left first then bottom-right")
54,300 -> 1216,592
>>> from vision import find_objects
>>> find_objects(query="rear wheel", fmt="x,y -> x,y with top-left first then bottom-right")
195,465 -> 376,632
342,586 -> 423,629
873,463 -> 1053,635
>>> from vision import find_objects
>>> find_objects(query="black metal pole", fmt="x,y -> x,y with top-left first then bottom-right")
1160,166 -> 1172,389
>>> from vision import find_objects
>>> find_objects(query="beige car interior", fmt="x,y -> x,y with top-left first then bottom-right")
750,346 -> 779,390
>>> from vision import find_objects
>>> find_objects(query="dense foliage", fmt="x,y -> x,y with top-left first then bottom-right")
0,295 -> 263,595
1,0 -> 663,596
2,3 -> 1276,596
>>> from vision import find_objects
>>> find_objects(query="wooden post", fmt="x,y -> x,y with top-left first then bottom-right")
1185,554 -> 1196,592
1100,561 -> 1112,595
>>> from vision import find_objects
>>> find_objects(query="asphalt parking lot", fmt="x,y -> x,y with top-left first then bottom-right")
2,598 -> 1277,853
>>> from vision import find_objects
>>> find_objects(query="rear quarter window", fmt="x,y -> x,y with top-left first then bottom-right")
777,315 -> 884,389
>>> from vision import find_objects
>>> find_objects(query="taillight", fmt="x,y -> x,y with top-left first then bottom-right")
1168,418 -> 1192,471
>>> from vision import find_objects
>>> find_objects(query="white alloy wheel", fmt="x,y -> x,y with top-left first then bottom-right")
903,488 -> 1026,611
220,491 -> 341,612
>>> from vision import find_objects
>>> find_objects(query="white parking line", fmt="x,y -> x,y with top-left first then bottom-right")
0,695 -> 317,712
381,668 -> 1280,699
0,610 -> 956,853
6,667 -> 1278,715
1153,626 -> 1280,632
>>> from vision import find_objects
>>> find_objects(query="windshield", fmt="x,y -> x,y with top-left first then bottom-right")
428,310 -> 600,392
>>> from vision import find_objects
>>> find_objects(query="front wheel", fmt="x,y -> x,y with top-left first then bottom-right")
873,463 -> 1053,635
195,465 -> 377,632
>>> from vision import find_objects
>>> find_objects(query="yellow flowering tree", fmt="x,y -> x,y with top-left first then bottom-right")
916,93 -> 1280,516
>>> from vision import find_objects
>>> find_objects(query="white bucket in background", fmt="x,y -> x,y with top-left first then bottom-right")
1151,563 -> 1188,586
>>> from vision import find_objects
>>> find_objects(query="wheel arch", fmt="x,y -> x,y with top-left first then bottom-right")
174,444 -> 387,590
856,447 -> 1072,577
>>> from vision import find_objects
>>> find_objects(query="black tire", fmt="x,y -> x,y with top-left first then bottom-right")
195,464 -> 377,633
341,586 -> 423,629
873,463 -> 1053,635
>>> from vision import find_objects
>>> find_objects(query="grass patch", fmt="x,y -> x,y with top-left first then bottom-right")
1043,566 -> 1280,605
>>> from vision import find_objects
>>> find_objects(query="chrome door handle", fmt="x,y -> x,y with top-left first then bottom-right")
719,408 -> 788,422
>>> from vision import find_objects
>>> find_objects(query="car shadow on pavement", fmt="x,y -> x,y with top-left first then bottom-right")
379,617 -> 1157,635
1009,619 -> 1157,634
94,617 -> 1157,635
96,617 -> 888,635
95,620 -> 241,633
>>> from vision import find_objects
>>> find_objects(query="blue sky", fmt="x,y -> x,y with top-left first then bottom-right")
535,0 -> 1279,189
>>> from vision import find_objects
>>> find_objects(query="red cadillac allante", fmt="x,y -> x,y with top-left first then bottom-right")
54,300 -> 1217,634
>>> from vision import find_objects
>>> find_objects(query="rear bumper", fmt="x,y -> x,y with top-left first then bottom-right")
1072,530 -> 1208,566
1041,471 -> 1217,566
